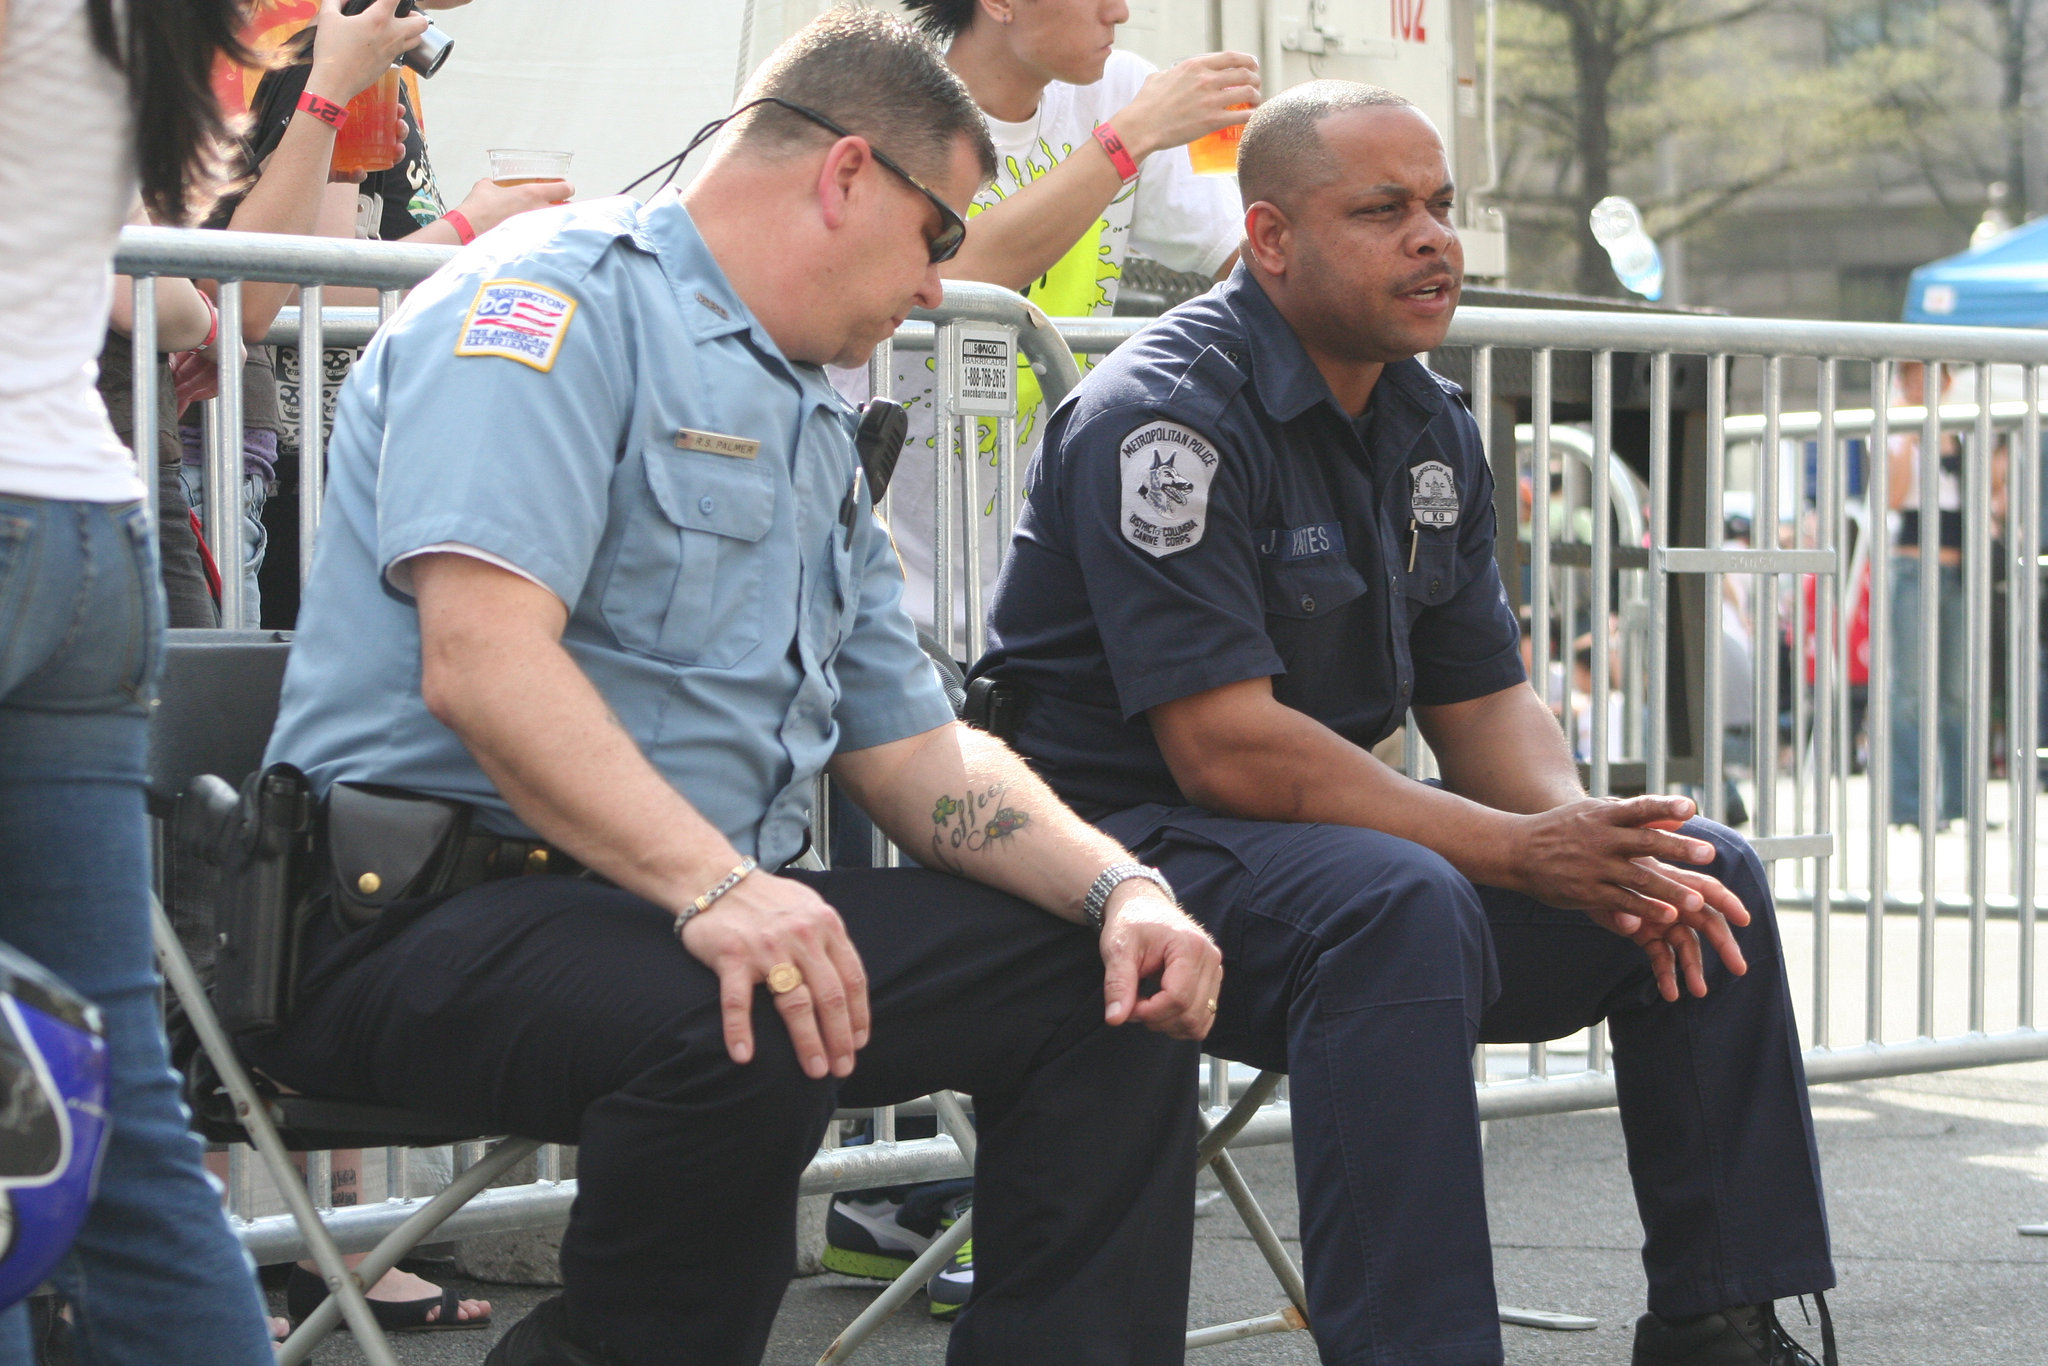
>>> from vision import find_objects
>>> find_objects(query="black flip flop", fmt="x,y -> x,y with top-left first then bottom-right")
285,1263 -> 493,1332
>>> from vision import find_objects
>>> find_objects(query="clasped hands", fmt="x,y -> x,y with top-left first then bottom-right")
1508,794 -> 1750,1001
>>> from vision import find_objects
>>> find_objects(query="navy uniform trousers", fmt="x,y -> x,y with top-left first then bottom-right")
243,867 -> 1198,1366
1098,805 -> 1835,1366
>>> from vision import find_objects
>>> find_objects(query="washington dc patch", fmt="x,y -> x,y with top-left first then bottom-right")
1410,459 -> 1459,528
455,279 -> 577,371
1119,421 -> 1219,558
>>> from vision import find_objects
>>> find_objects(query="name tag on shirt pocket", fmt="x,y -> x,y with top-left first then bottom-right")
603,448 -> 778,669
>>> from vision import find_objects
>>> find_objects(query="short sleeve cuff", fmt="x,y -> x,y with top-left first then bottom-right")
834,675 -> 959,754
388,543 -> 554,598
1113,643 -> 1285,720
1412,644 -> 1529,709
379,513 -> 585,608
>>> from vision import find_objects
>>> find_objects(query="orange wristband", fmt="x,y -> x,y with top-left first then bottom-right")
442,209 -> 476,245
296,90 -> 348,131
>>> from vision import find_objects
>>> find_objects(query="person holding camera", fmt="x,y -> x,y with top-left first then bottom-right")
178,0 -> 571,630
240,11 -> 1223,1363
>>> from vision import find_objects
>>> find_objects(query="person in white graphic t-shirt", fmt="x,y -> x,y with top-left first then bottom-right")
831,0 -> 1256,651
821,0 -> 1254,1320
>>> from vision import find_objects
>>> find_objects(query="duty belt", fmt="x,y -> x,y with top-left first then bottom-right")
449,833 -> 608,890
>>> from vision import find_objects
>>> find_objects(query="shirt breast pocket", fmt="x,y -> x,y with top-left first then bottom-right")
1400,532 -> 1461,608
603,448 -> 778,669
1261,557 -> 1368,622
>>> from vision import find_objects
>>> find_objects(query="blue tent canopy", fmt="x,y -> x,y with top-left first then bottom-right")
1903,217 -> 2048,326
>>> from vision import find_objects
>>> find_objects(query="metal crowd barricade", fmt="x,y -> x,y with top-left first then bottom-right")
117,223 -> 2048,1346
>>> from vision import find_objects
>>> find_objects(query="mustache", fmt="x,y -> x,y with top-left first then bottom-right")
1391,266 -> 1461,295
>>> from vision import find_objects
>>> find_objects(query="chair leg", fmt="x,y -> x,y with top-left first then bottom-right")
814,1092 -> 979,1366
1187,1070 -> 1314,1351
277,1135 -> 542,1363
147,896 -> 404,1366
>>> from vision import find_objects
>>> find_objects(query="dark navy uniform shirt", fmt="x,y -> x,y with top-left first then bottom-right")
973,265 -> 1525,818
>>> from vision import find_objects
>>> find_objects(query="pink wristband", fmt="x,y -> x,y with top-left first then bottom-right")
1093,123 -> 1140,182
442,209 -> 477,245
191,292 -> 220,354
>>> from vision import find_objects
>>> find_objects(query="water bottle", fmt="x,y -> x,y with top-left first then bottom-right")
1589,196 -> 1664,301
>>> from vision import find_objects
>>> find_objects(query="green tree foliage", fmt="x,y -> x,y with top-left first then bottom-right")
1492,0 -> 1938,295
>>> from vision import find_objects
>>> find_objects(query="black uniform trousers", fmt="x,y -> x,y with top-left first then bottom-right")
243,868 -> 1199,1366
1098,806 -> 1835,1366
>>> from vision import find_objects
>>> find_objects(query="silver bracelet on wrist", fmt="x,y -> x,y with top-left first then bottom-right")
674,856 -> 757,941
1081,861 -> 1172,930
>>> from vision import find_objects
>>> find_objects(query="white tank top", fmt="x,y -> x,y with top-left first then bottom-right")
0,0 -> 143,503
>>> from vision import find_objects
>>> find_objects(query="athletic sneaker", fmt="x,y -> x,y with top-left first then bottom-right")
1632,1297 -> 1837,1365
925,1235 -> 972,1318
820,1182 -> 972,1281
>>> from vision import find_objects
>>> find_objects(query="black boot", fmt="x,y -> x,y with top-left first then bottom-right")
1632,1295 -> 1838,1366
484,1295 -> 621,1366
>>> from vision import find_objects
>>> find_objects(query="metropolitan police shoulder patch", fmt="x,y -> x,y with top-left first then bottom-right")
1118,420 -> 1218,558
454,278 -> 578,371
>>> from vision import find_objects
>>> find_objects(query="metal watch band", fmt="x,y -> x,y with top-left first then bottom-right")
1082,861 -> 1171,929
674,855 -> 757,940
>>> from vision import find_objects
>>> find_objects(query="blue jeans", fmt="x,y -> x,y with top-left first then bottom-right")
1888,555 -> 1967,826
176,467 -> 267,630
0,497 -> 272,1366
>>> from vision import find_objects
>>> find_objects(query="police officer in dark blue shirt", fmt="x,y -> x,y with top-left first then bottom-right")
976,82 -> 1838,1366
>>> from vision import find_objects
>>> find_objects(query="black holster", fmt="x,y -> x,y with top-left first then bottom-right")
176,764 -> 316,1037
180,770 -> 474,1036
963,676 -> 1026,741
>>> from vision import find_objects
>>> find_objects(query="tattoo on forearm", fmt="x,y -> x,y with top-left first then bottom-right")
928,782 -> 1031,871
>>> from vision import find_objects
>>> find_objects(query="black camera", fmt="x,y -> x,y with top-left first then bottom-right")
340,0 -> 454,78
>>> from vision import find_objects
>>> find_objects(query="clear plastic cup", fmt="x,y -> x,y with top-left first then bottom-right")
488,149 -> 573,186
330,69 -> 405,177
1187,105 -> 1253,176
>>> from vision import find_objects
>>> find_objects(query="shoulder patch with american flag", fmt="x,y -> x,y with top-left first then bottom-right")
455,279 -> 577,371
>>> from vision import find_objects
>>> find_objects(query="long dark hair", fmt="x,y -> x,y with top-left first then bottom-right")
84,0 -> 261,225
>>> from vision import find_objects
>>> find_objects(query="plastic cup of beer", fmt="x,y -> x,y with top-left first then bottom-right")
489,149 -> 573,186
1187,104 -> 1254,176
330,68 -> 405,177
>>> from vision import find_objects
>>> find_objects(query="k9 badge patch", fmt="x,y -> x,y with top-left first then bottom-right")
1410,459 -> 1459,528
455,279 -> 577,371
1120,421 -> 1218,557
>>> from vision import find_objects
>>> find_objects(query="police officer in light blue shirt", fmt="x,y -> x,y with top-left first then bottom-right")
247,13 -> 1224,1366
975,84 -> 1839,1366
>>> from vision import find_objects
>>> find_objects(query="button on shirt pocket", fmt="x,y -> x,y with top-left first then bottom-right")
1261,557 -> 1367,621
603,449 -> 778,668
1400,533 -> 1460,607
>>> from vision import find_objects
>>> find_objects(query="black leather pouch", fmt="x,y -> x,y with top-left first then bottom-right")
326,783 -> 472,929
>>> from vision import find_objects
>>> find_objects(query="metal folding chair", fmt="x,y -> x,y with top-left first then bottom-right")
146,629 -> 539,1366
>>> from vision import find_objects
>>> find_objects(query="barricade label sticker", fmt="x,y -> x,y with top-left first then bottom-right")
455,279 -> 578,371
1119,421 -> 1218,558
947,325 -> 1015,417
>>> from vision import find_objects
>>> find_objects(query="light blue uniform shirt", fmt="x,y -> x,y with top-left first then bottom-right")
265,191 -> 955,867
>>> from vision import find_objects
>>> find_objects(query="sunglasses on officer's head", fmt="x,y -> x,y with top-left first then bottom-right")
621,96 -> 968,265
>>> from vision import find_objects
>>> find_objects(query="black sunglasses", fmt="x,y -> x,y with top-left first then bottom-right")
621,96 -> 967,265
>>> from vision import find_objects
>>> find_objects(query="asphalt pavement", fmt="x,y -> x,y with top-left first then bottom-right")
278,1057 -> 2048,1365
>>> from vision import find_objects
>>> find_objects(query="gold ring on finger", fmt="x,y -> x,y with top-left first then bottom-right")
767,962 -> 804,995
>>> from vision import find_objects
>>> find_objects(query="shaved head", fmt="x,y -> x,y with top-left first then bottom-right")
1238,81 -> 1415,212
